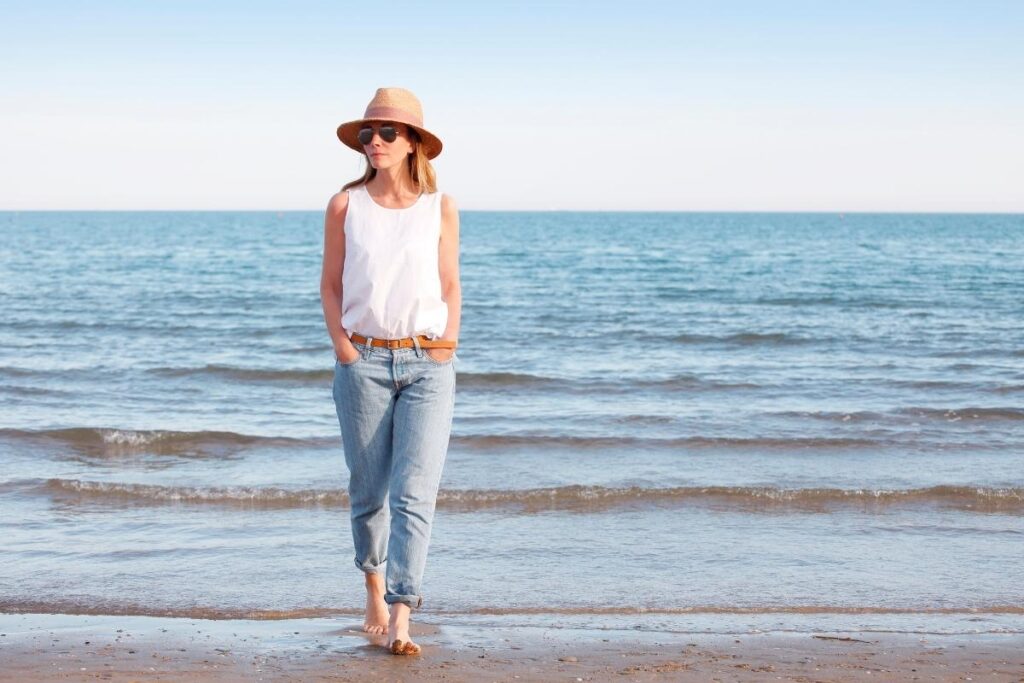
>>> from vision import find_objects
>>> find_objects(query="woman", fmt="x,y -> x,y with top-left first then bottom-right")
319,87 -> 461,656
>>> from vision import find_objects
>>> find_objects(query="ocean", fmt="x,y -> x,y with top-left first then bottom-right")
1,210 -> 1021,636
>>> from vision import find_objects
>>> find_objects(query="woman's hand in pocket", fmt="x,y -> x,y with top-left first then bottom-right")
425,347 -> 455,363
335,341 -> 361,365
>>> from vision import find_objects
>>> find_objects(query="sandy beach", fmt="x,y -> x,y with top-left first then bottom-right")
1,613 -> 1021,682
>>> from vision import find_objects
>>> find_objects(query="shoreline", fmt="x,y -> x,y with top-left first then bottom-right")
1,613 -> 1021,682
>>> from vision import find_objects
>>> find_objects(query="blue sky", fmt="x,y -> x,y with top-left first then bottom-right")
1,1 -> 1022,210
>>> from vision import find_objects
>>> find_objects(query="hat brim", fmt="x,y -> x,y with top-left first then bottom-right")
337,118 -> 443,160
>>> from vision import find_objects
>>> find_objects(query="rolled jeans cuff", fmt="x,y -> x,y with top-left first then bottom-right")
355,557 -> 386,574
385,593 -> 423,610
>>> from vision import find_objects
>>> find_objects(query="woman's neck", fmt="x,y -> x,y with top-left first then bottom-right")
368,165 -> 418,198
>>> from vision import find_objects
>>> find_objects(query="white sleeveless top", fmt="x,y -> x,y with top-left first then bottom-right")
341,184 -> 448,340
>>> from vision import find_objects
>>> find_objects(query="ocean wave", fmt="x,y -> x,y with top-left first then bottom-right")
0,600 -> 349,620
2,319 -> 313,335
40,479 -> 348,507
21,479 -> 1024,513
0,599 -> 1021,620
671,331 -> 817,346
0,427 -> 319,456
142,365 -> 732,392
0,365 -> 47,378
0,427 -> 888,459
895,407 -> 1024,422
147,364 -> 332,383
773,407 -> 1024,423
453,433 -> 879,451
140,367 -> 741,392
0,384 -> 71,397
457,372 -> 758,392
457,371 -> 561,388
1,425 -> 1007,460
433,484 -> 1024,513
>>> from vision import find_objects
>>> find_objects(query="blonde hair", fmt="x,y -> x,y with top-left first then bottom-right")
341,126 -> 437,194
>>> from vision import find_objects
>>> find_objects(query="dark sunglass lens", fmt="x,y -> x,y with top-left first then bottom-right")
380,126 -> 398,142
357,128 -> 374,145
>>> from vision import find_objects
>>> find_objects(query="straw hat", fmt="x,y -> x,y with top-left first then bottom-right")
336,87 -> 443,160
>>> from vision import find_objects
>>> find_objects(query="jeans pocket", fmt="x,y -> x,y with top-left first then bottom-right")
337,341 -> 367,366
423,349 -> 456,366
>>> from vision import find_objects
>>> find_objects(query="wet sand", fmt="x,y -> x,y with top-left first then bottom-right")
0,613 -> 1021,681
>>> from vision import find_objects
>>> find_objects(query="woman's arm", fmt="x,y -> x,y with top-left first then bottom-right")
319,191 -> 359,362
429,193 -> 462,360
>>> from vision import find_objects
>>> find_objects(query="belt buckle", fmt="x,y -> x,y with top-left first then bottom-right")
386,338 -> 401,349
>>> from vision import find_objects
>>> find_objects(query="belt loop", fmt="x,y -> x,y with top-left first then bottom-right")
362,336 -> 374,359
411,334 -> 423,358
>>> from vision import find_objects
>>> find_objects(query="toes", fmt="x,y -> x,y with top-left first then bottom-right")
389,638 -> 421,655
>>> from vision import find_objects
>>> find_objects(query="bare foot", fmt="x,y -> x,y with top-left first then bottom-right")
362,573 -> 389,635
387,602 -> 421,655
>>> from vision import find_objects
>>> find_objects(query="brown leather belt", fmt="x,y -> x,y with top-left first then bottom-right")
349,332 -> 457,350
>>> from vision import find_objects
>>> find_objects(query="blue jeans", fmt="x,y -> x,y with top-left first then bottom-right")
332,335 -> 456,610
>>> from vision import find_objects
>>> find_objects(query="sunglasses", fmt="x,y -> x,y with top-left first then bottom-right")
357,124 -> 399,145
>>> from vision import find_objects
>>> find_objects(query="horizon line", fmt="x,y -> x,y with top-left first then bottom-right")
2,208 -> 1023,216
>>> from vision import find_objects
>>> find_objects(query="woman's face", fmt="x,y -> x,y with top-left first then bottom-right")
361,121 -> 416,170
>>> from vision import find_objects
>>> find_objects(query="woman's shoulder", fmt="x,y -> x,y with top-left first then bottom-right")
328,183 -> 369,209
438,192 -> 457,214
325,187 -> 357,218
